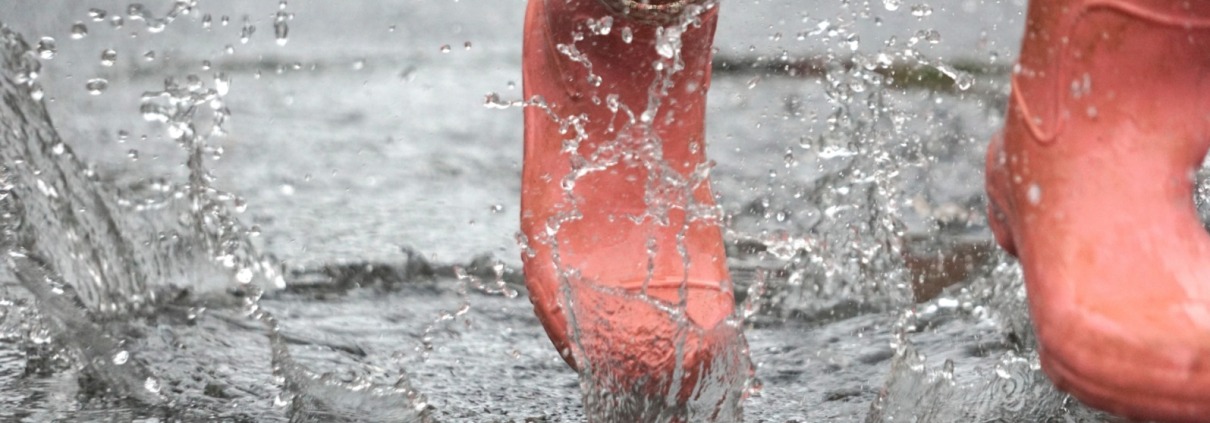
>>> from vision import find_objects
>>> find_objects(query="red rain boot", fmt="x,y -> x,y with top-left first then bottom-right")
986,1 -> 1210,420
520,0 -> 743,404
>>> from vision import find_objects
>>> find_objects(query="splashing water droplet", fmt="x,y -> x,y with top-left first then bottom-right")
240,16 -> 254,44
85,78 -> 109,95
654,27 -> 682,59
100,49 -> 117,66
236,268 -> 254,284
587,16 -> 613,35
146,18 -> 167,34
144,377 -> 161,393
70,22 -> 89,39
844,33 -> 860,51
88,8 -> 108,21
127,3 -> 149,21
215,73 -> 231,96
919,29 -> 941,44
273,10 -> 290,46
934,64 -> 974,91
36,37 -> 56,60
483,92 -> 514,109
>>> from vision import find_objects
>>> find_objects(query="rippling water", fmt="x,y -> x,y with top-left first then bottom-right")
0,1 -> 1149,421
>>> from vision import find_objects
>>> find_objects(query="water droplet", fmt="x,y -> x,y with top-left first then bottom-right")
655,28 -> 680,59
113,350 -> 130,365
620,26 -> 634,44
910,4 -> 933,17
89,8 -> 108,21
954,73 -> 974,91
490,204 -> 504,213
1027,183 -> 1041,205
144,377 -> 161,393
844,33 -> 860,51
110,15 -> 125,29
941,359 -> 955,381
439,44 -> 451,53
36,37 -> 56,60
483,92 -> 513,109
147,18 -> 167,33
85,78 -> 109,95
280,184 -> 295,195
919,29 -> 941,44
236,268 -> 254,283
463,41 -> 473,50
587,16 -> 613,35
201,14 -> 213,29
214,73 -> 231,96
70,22 -> 89,39
934,64 -> 973,91
127,149 -> 139,161
883,0 -> 901,11
100,49 -> 117,66
127,3 -> 149,21
240,16 -> 255,44
29,84 -> 44,101
994,362 -> 1012,379
639,109 -> 655,123
273,10 -> 290,46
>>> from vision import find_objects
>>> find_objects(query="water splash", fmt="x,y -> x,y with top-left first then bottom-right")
0,16 -> 432,419
865,261 -> 1111,422
273,1 -> 292,47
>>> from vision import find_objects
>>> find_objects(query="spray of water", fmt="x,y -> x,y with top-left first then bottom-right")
0,4 -> 431,418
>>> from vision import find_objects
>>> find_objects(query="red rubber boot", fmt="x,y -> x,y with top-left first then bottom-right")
986,1 -> 1210,421
520,0 -> 746,413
